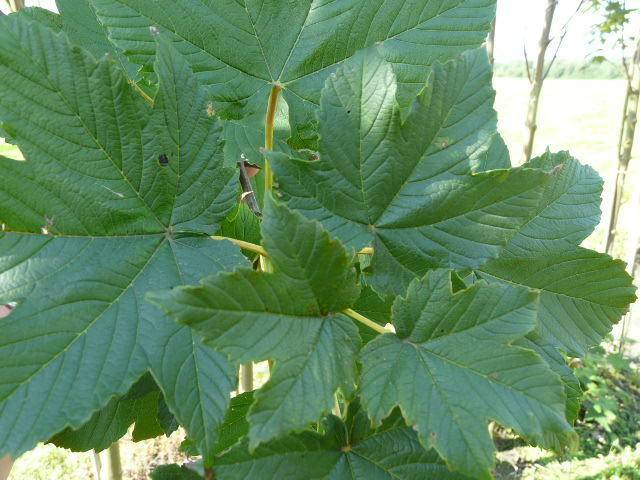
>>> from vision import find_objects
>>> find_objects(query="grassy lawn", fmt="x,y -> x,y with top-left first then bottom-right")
3,78 -> 640,479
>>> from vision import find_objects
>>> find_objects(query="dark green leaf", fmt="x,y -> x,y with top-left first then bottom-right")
0,18 -> 241,459
151,464 -> 202,480
150,197 -> 361,448
51,374 -> 163,451
89,0 -> 496,146
360,270 -> 573,479
56,0 -> 139,79
214,407 -> 465,479
272,48 -> 550,295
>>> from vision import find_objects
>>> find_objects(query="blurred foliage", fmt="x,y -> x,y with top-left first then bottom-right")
589,1 -> 636,38
588,0 -> 639,73
575,343 -> 640,457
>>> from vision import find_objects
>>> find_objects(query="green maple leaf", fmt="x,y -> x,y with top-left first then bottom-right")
50,374 -> 170,452
479,248 -> 636,357
214,402 -> 465,479
516,334 -> 582,427
89,0 -> 496,153
150,197 -> 362,449
476,151 -> 637,356
271,48 -> 551,295
0,17 -> 243,460
56,0 -> 140,79
360,270 -> 573,479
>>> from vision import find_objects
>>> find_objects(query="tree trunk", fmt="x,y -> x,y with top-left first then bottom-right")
0,456 -> 11,480
239,363 -> 253,393
486,18 -> 496,65
523,0 -> 558,163
618,160 -> 640,351
93,444 -> 123,480
6,0 -> 25,12
0,308 -> 12,480
605,38 -> 640,255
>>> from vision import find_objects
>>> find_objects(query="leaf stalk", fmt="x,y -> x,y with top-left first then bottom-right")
211,236 -> 373,258
343,308 -> 390,335
263,83 -> 283,193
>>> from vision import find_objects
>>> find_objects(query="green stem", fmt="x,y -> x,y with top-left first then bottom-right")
129,80 -> 154,106
343,309 -> 390,335
211,236 -> 267,257
263,83 -> 283,194
211,236 -> 373,258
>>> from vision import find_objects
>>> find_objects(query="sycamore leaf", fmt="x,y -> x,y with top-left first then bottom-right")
472,150 -> 634,420
475,133 -> 511,171
360,270 -> 573,479
151,464 -> 202,480
272,48 -> 550,295
0,17 -> 243,459
150,197 -> 361,449
50,374 -> 164,452
89,0 -> 496,147
352,287 -> 393,345
500,151 -> 603,256
16,7 -> 63,30
478,248 -> 636,357
220,203 -> 262,255
516,334 -> 581,426
214,406 -> 465,479
55,0 -> 139,79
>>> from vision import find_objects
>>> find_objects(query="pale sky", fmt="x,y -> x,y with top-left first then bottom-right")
494,0 -> 640,62
1,0 -> 637,62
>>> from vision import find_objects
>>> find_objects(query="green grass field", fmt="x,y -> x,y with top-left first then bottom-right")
3,78 -> 640,479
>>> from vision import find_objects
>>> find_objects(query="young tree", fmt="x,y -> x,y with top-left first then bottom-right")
523,0 -> 587,163
2,0 -> 24,12
591,1 -> 640,255
487,18 -> 497,64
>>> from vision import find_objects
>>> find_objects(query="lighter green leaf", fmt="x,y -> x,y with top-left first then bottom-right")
272,48 -> 550,295
89,0 -> 496,145
150,198 -> 361,448
360,270 -> 573,479
0,17 -> 242,458
501,151 -> 603,256
478,248 -> 637,356
474,133 -> 511,171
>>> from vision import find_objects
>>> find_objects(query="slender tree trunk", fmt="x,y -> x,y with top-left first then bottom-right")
605,38 -> 640,255
523,0 -> 558,163
486,18 -> 496,65
5,0 -> 24,12
618,162 -> 640,351
0,456 -> 11,480
0,307 -> 12,480
239,363 -> 253,393
93,444 -> 123,480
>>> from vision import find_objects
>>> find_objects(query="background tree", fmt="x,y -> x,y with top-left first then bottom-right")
523,0 -> 587,163
2,0 -> 23,12
590,1 -> 640,255
487,18 -> 497,64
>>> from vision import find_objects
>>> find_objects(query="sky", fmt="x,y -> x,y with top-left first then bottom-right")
1,0 -> 636,62
493,0 -> 638,62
